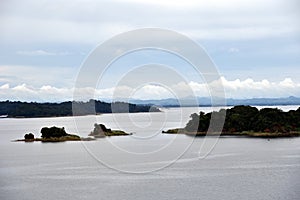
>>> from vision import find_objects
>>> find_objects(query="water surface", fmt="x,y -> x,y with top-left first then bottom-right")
1,106 -> 299,200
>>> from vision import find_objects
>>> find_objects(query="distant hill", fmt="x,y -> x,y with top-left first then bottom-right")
128,96 -> 300,107
0,100 -> 160,118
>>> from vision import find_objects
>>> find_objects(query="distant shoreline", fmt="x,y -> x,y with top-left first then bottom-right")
0,111 -> 158,119
1,104 -> 300,119
0,100 -> 160,118
161,103 -> 300,108
163,129 -> 300,138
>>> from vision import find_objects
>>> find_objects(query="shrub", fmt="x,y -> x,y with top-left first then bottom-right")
24,133 -> 34,140
41,126 -> 68,138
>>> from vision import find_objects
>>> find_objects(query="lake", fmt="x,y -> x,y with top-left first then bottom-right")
1,106 -> 300,200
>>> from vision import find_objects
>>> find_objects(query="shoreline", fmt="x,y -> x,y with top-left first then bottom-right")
163,129 -> 300,138
12,136 -> 96,143
2,104 -> 300,119
0,111 -> 162,119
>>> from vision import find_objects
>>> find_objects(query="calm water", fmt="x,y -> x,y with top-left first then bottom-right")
1,106 -> 300,200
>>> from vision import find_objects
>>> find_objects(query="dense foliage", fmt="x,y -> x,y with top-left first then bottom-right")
89,123 -> 129,137
89,123 -> 111,137
24,133 -> 34,140
185,105 -> 300,133
0,100 -> 159,118
41,126 -> 68,138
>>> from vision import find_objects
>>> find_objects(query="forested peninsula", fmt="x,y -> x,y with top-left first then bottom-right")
0,100 -> 160,118
163,105 -> 300,138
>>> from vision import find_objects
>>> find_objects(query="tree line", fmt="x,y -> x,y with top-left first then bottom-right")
185,105 -> 300,133
0,100 -> 159,118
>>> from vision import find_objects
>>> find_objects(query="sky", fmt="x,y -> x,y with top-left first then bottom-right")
0,0 -> 300,102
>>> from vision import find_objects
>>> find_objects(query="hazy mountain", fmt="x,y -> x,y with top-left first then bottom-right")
127,96 -> 300,107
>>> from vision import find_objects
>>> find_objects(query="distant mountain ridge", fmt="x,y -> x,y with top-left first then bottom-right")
128,96 -> 300,107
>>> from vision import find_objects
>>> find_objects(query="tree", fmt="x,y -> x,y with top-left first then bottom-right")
89,123 -> 112,137
0,100 -> 159,118
224,106 -> 258,132
41,126 -> 68,138
185,113 -> 200,132
24,133 -> 34,140
184,105 -> 300,133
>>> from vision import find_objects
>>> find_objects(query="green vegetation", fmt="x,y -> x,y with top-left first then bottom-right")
164,105 -> 300,138
162,128 -> 185,134
89,123 -> 130,137
14,123 -> 130,143
0,99 -> 160,118
14,126 -> 82,142
41,126 -> 68,138
38,126 -> 81,141
35,134 -> 82,142
24,133 -> 34,140
38,126 -> 81,142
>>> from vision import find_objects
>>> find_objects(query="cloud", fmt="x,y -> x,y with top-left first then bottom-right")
1,77 -> 300,102
0,0 -> 299,101
129,84 -> 172,100
0,15 -> 134,45
0,65 -> 76,88
16,50 -> 71,56
279,78 -> 296,88
216,77 -> 300,98
0,0 -> 298,44
0,83 -> 9,89
228,47 -> 240,53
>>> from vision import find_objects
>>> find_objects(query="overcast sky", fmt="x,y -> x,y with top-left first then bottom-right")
0,0 -> 300,102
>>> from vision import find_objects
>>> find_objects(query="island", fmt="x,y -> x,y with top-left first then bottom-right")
163,105 -> 300,138
89,123 -> 131,137
14,124 -> 131,142
14,126 -> 88,142
0,99 -> 160,118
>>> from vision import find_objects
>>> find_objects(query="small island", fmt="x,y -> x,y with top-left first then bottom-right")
89,123 -> 131,137
14,126 -> 86,142
14,124 -> 131,142
163,105 -> 300,138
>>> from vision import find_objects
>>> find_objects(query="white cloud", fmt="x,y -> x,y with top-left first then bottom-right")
0,65 -> 76,88
279,78 -> 297,88
1,77 -> 300,102
228,47 -> 240,53
16,50 -> 71,56
0,83 -> 9,89
215,77 -> 300,98
0,0 -> 298,44
0,16 -> 134,44
130,84 -> 172,100
118,0 -> 285,10
185,26 -> 299,41
0,1 -> 299,102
